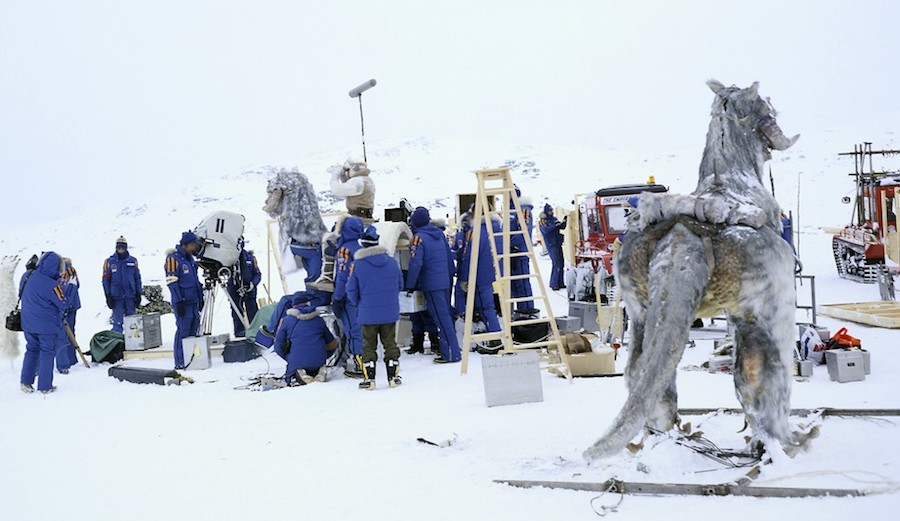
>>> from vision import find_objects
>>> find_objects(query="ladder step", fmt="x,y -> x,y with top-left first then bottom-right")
485,228 -> 527,237
483,187 -> 516,196
509,340 -> 562,349
504,296 -> 537,303
496,252 -> 531,259
510,317 -> 554,327
499,273 -> 540,281
469,332 -> 505,342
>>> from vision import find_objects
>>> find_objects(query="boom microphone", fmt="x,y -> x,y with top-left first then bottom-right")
349,79 -> 377,98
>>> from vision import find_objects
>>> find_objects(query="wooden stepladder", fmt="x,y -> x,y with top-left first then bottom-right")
460,168 -> 571,377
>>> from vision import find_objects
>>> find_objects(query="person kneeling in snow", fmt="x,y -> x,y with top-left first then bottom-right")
347,226 -> 404,390
273,291 -> 338,385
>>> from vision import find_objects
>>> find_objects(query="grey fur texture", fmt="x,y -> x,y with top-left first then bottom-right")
1,255 -> 21,359
584,81 -> 803,462
263,168 -> 328,246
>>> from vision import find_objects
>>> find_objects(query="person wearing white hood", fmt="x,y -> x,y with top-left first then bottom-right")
329,159 -> 376,224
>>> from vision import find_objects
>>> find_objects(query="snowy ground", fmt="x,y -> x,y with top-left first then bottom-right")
1,159 -> 899,520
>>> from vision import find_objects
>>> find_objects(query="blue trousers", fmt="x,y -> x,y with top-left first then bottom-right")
510,256 -> 534,310
173,302 -> 200,368
548,245 -> 564,289
22,331 -> 56,391
228,288 -> 259,337
424,289 -> 460,362
111,297 -> 137,333
410,309 -> 437,335
55,312 -> 78,371
334,299 -> 362,356
472,284 -> 501,332
453,280 -> 467,317
291,245 -> 322,283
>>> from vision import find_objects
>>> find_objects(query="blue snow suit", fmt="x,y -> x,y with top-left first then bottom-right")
539,207 -> 567,289
459,219 -> 502,333
521,201 -> 535,244
332,216 -> 364,356
165,245 -> 203,368
20,252 -> 66,391
451,222 -> 470,316
509,199 -> 534,311
290,239 -> 323,283
227,249 -> 262,337
346,246 -> 403,325
102,251 -> 142,333
407,223 -> 461,362
56,273 -> 81,371
274,307 -> 336,383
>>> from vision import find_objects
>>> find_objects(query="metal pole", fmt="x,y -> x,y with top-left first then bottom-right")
358,94 -> 367,162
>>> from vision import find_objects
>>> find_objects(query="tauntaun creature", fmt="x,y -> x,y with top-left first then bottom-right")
263,168 -> 329,250
584,81 -> 808,463
1,255 -> 22,360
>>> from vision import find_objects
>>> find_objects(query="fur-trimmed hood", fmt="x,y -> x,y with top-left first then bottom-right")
353,245 -> 389,261
286,307 -> 321,320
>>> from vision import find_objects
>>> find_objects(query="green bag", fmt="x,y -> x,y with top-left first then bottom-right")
89,331 -> 125,363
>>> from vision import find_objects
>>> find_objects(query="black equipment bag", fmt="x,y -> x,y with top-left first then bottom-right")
511,313 -> 550,344
108,366 -> 181,385
5,308 -> 22,332
223,338 -> 262,363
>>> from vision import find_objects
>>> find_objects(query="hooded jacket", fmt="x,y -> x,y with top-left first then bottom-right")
274,308 -> 336,375
165,245 -> 203,304
346,245 -> 403,325
227,249 -> 261,293
406,224 -> 454,292
458,217 -> 503,287
21,251 -> 67,334
103,250 -> 142,299
539,210 -> 566,249
333,216 -> 364,301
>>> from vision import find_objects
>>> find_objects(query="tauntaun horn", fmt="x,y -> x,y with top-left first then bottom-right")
757,116 -> 799,150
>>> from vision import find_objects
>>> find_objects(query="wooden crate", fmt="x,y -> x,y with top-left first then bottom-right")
817,301 -> 900,329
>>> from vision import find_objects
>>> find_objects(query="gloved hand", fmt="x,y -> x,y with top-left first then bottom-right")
106,295 -> 114,310
134,295 -> 142,307
460,281 -> 469,293
246,282 -> 254,293
175,301 -> 185,316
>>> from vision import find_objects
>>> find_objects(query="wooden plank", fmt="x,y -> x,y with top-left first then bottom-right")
495,479 -> 864,498
677,408 -> 900,417
818,301 -> 900,328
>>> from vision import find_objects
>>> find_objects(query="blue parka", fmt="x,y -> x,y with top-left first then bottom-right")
165,245 -> 203,304
459,218 -> 503,287
21,252 -> 67,334
102,251 -> 142,299
346,245 -> 403,325
274,308 -> 336,378
406,224 -> 454,292
333,216 -> 364,302
539,211 -> 566,249
227,249 -> 262,292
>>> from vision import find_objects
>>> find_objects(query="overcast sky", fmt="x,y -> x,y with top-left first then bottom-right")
2,0 -> 898,224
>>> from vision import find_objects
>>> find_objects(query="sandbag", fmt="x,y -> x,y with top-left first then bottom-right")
108,366 -> 184,385
89,331 -> 125,364
223,339 -> 261,363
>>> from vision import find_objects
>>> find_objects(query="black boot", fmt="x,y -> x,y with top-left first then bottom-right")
428,332 -> 441,355
385,359 -> 401,388
406,333 -> 425,355
344,355 -> 364,379
359,361 -> 376,390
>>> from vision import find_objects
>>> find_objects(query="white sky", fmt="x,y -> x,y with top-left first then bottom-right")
1,0 -> 898,223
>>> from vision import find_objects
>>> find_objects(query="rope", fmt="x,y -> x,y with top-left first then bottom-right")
590,481 -> 624,517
